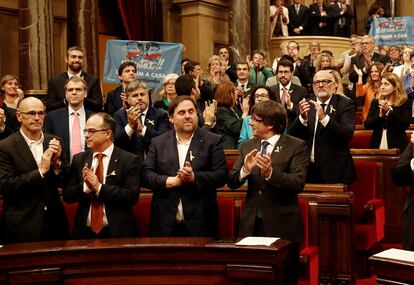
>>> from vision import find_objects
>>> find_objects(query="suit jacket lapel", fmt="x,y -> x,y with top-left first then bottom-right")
186,129 -> 204,165
14,132 -> 39,169
61,109 -> 70,151
271,135 -> 287,166
168,131 -> 181,170
106,147 -> 120,183
275,84 -> 282,104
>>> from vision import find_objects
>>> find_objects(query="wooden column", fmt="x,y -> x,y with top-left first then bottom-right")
67,0 -> 99,76
18,0 -> 54,90
251,0 -> 270,57
228,0 -> 251,63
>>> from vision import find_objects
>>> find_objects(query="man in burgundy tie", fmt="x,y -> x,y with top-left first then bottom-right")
45,76 -> 94,162
64,112 -> 141,239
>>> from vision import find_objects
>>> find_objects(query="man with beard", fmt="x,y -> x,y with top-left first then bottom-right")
113,80 -> 170,162
143,96 -> 227,237
47,46 -> 103,112
289,70 -> 356,184
270,58 -> 308,132
104,62 -> 137,115
228,100 -> 308,285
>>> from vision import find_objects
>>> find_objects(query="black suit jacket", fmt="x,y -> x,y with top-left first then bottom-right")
46,72 -> 103,112
142,128 -> 228,237
287,4 -> 309,35
63,147 -> 141,239
44,107 -> 94,160
308,3 -> 331,35
289,94 -> 356,184
227,135 -> 308,242
114,106 -> 170,157
270,83 -> 309,132
364,98 -> 412,152
391,143 -> 414,250
349,52 -> 391,85
0,132 -> 68,244
330,2 -> 354,37
104,86 -> 123,115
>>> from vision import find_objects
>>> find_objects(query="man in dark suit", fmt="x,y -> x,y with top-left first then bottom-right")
330,0 -> 354,37
218,46 -> 237,83
47,46 -> 103,112
287,0 -> 309,36
113,80 -> 170,161
0,97 -> 68,244
227,100 -> 308,285
270,58 -> 308,132
143,96 -> 227,237
64,112 -> 141,239
45,76 -> 94,161
104,62 -> 137,115
309,0 -> 331,35
391,133 -> 414,250
289,70 -> 356,184
349,35 -> 390,101
234,62 -> 254,99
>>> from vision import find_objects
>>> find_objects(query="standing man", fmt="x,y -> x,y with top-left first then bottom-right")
64,113 -> 141,239
104,62 -> 137,115
289,70 -> 356,184
218,46 -> 237,83
234,62 -> 254,103
309,0 -> 331,36
270,58 -> 308,132
287,0 -> 309,36
228,100 -> 308,285
330,0 -> 354,38
47,46 -> 103,112
143,96 -> 227,237
0,97 -> 68,244
45,76 -> 94,161
113,80 -> 170,160
392,133 -> 414,250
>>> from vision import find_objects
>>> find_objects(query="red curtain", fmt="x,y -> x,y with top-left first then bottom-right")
117,0 -> 142,40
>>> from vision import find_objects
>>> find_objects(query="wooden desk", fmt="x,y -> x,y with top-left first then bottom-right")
370,249 -> 414,284
0,237 -> 290,285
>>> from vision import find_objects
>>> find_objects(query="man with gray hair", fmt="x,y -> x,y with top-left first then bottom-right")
113,80 -> 170,161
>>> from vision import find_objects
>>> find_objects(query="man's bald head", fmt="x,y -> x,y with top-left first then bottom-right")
18,97 -> 44,112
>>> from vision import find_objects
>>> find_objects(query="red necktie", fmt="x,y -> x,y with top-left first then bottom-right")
71,111 -> 81,158
91,153 -> 104,234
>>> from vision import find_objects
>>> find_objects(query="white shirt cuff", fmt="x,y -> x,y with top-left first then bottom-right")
320,114 -> 330,127
299,115 -> 308,126
239,166 -> 251,181
125,124 -> 135,137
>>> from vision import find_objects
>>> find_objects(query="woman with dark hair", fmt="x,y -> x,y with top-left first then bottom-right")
215,82 -> 249,149
364,72 -> 412,152
354,62 -> 385,122
238,85 -> 276,148
365,3 -> 382,33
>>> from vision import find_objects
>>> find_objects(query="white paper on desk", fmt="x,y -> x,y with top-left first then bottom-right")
372,248 -> 414,262
235,237 -> 280,246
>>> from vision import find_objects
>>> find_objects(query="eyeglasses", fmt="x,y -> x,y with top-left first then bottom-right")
313,80 -> 333,86
19,111 -> 46,117
83,128 -> 109,135
67,88 -> 85,93
250,117 -> 264,123
254,93 -> 269,99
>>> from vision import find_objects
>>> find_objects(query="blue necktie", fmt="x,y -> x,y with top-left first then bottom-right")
261,141 -> 270,155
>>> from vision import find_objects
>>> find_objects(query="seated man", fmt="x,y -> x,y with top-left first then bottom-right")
64,113 -> 141,239
113,80 -> 170,160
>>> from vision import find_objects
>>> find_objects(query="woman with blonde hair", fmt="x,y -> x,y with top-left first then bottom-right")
206,55 -> 230,88
354,62 -> 385,122
315,52 -> 335,72
330,70 -> 345,97
393,46 -> 414,78
153,73 -> 179,112
0,75 -> 23,109
364,72 -> 412,152
215,82 -> 249,149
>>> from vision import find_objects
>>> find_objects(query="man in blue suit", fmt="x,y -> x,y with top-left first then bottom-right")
113,80 -> 170,161
45,76 -> 94,161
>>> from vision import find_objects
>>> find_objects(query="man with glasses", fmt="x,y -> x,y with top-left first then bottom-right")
113,80 -> 169,162
64,112 -> 141,239
0,97 -> 69,243
45,76 -> 94,161
349,35 -> 390,101
290,70 -> 356,184
228,100 -> 308,285
270,58 -> 308,132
